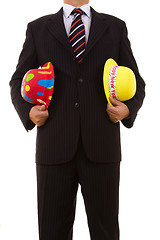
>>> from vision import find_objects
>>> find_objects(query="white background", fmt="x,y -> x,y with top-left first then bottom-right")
0,0 -> 160,239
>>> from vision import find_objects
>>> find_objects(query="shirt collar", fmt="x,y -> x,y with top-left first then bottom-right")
63,3 -> 91,18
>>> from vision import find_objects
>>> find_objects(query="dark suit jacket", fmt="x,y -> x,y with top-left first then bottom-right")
10,7 -> 145,164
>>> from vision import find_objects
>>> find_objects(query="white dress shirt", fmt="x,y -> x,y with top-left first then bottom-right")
63,3 -> 92,43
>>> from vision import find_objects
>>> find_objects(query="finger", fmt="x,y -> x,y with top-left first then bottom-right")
108,111 -> 119,122
40,105 -> 46,111
42,110 -> 49,118
108,113 -> 119,123
109,97 -> 121,106
107,106 -> 119,122
107,103 -> 117,113
107,101 -> 114,110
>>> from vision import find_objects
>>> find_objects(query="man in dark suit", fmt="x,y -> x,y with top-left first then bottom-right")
10,0 -> 145,239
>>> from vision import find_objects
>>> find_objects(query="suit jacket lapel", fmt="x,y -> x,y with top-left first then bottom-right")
47,7 -> 75,57
83,7 -> 109,58
47,7 -> 109,59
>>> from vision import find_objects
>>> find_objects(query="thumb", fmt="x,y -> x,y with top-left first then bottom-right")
39,105 -> 46,111
109,96 -> 121,106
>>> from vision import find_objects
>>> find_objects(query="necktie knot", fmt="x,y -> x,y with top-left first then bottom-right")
71,8 -> 84,16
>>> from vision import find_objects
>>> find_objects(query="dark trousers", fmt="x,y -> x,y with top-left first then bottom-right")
36,134 -> 120,240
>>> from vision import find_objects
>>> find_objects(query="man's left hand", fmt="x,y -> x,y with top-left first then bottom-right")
106,97 -> 130,123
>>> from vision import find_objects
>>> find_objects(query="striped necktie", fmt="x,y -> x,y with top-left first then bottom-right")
69,8 -> 86,63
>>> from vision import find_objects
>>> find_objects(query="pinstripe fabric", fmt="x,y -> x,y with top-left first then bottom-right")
69,8 -> 86,63
36,134 -> 120,240
9,6 -> 145,240
9,7 -> 145,165
10,7 -> 145,240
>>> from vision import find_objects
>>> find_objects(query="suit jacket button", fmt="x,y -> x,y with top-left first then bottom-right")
78,78 -> 83,83
75,102 -> 79,108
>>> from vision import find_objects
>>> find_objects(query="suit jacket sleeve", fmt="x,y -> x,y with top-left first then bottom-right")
118,22 -> 145,128
9,23 -> 38,131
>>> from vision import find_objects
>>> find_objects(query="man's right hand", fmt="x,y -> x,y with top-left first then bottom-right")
29,105 -> 49,127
